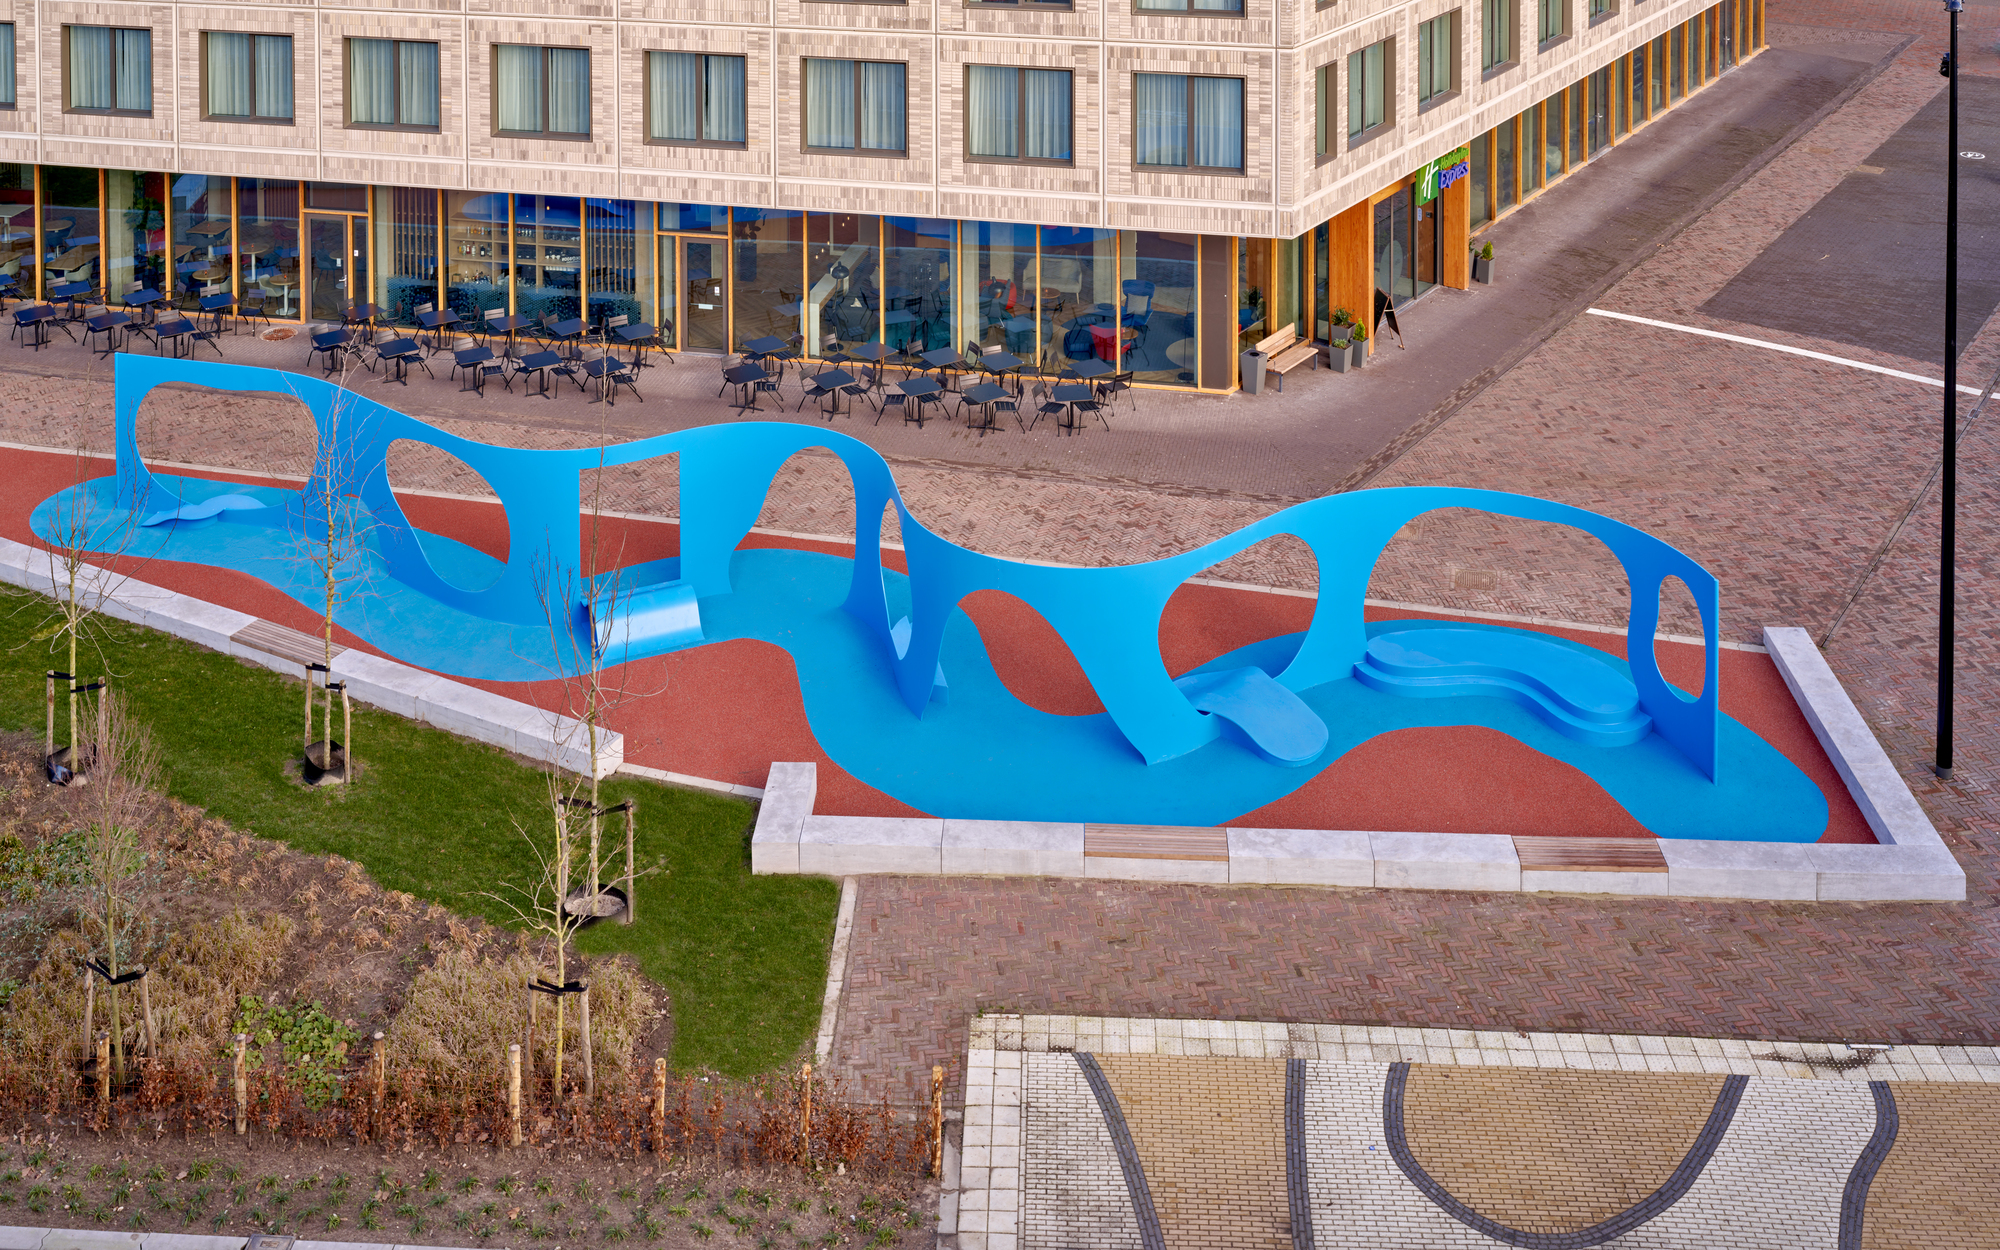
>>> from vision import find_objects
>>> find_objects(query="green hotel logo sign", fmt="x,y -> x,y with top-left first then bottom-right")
1416,145 -> 1472,204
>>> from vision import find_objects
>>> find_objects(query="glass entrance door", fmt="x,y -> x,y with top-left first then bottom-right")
1373,187 -> 1440,308
682,238 -> 728,352
306,214 -> 368,322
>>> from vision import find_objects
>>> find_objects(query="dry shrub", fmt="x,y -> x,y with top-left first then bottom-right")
385,948 -> 656,1093
0,911 -> 294,1068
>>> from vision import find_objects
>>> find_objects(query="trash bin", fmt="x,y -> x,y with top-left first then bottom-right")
1240,349 -> 1267,395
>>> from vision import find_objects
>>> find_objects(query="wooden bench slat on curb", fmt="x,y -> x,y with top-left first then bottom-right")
1253,325 -> 1323,391
231,619 -> 346,669
1512,835 -> 1668,873
1084,824 -> 1231,862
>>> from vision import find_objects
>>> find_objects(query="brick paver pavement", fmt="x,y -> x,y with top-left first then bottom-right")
828,4 -> 2000,1108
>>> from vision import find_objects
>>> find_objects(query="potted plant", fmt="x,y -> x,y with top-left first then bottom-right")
1473,241 -> 1495,285
1326,333 -> 1351,373
1350,324 -> 1369,368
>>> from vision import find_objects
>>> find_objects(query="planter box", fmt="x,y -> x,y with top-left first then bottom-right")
1350,340 -> 1368,369
1473,255 -> 1495,284
1326,343 -> 1350,373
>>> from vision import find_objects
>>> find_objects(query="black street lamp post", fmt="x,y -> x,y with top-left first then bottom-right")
1938,0 -> 1960,782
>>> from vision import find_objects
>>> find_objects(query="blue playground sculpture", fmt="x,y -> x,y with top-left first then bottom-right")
35,355 -> 1832,840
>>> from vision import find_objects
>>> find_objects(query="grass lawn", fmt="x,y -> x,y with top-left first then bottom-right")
0,582 -> 838,1078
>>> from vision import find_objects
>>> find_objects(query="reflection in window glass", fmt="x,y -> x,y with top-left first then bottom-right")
1041,226 -> 1117,372
105,170 -> 165,300
513,194 -> 581,323
1496,117 -> 1517,209
957,220 -> 1036,357
882,217 -> 955,354
373,185 -> 437,326
731,207 -> 803,350
585,198 -> 651,329
807,213 -> 880,356
236,178 -> 300,317
444,190 -> 508,321
1470,134 -> 1491,229
1117,230 -> 1197,389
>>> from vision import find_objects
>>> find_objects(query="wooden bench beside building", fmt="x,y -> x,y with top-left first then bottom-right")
1254,325 -> 1327,392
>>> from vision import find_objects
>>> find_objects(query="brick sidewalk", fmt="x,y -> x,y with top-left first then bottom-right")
829,9 -> 2000,1107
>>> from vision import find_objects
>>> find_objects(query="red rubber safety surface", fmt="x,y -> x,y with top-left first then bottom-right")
2,447 -> 1872,842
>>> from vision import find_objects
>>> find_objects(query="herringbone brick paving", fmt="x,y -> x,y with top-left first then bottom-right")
831,6 -> 2000,1108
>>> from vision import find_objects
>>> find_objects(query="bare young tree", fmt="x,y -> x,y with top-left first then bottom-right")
28,444 -> 142,784
77,691 -> 165,1084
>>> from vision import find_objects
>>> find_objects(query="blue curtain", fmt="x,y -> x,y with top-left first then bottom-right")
967,66 -> 1016,158
547,48 -> 590,134
255,35 -> 292,119
1189,77 -> 1242,169
349,38 -> 395,124
1134,73 -> 1186,167
705,55 -> 745,143
206,32 -> 251,117
400,41 -> 439,127
859,61 -> 905,151
649,50 -> 701,141
805,59 -> 853,148
1024,69 -> 1070,161
496,45 -> 542,132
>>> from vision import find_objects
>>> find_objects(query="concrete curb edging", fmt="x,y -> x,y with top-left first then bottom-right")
752,626 -> 1963,903
0,537 -> 622,779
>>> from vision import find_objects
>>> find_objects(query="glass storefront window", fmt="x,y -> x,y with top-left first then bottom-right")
105,170 -> 166,301
1312,221 -> 1330,340
513,195 -> 581,325
1039,226 -> 1116,371
1525,105 -> 1545,192
1588,68 -> 1612,154
1497,118 -> 1518,210
1652,37 -> 1668,113
1614,61 -> 1629,138
883,217 -> 956,355
585,198 -> 651,330
0,165 -> 34,296
1470,135 -> 1491,229
654,236 -> 679,348
731,207 -> 803,350
42,167 -> 102,294
1670,26 -> 1685,101
1631,49 -> 1648,126
170,174 -> 231,308
236,178 -> 300,318
1568,84 -> 1585,168
958,220 -> 1037,357
806,213 -> 880,356
1117,230 -> 1197,389
444,191 -> 508,321
660,202 -> 728,233
374,186 -> 437,325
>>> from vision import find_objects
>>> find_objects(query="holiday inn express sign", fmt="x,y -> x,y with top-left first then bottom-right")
1417,146 -> 1471,204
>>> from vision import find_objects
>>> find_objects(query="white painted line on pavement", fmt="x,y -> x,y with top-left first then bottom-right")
1585,308 -> 1983,395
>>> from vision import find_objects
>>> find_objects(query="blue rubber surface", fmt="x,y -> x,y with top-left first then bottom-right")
34,474 -> 1829,841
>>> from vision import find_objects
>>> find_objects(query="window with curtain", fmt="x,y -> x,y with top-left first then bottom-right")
1538,0 -> 1566,43
495,44 -> 591,136
804,59 -> 906,153
1134,0 -> 1243,11
1417,14 -> 1455,103
1314,64 -> 1332,156
647,51 -> 747,145
1588,0 -> 1612,15
966,66 -> 1072,165
349,39 -> 440,128
204,33 -> 293,120
968,0 -> 1072,8
1482,0 -> 1513,68
1346,40 -> 1387,137
1133,73 -> 1243,171
67,26 -> 152,114
0,26 -> 14,107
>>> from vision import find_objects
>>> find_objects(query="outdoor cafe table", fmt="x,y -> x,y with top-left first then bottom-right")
919,347 -> 963,389
377,337 -> 427,385
83,311 -> 129,358
545,318 -> 587,357
453,346 -> 502,396
958,380 -> 1010,434
812,368 -> 857,417
978,350 -> 1026,394
515,349 -> 564,399
123,287 -> 165,328
724,362 -> 768,411
1064,357 -> 1113,380
613,321 -> 659,369
892,375 -> 943,427
12,303 -> 56,350
1051,382 -> 1095,433
416,307 -> 460,353
488,312 -> 531,358
741,335 -> 787,356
